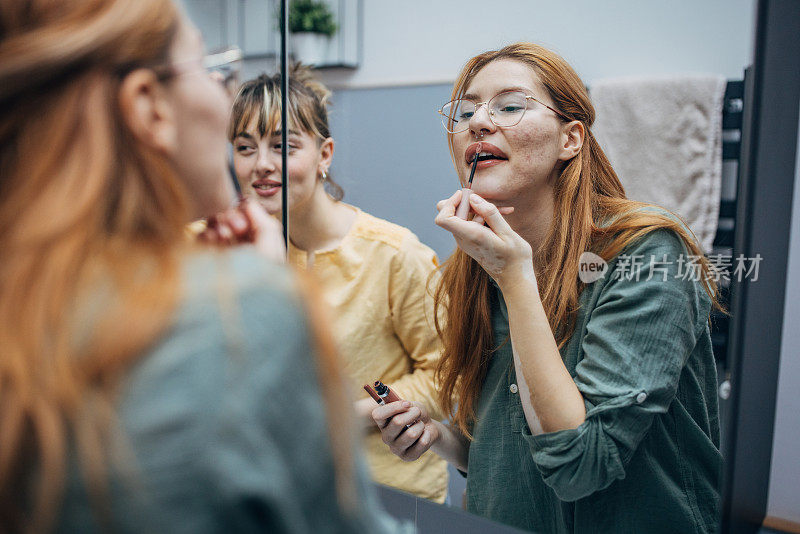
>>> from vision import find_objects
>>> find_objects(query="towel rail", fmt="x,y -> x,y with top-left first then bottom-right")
710,77 -> 746,367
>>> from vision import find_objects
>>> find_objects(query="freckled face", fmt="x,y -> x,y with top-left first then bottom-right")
451,59 -> 567,209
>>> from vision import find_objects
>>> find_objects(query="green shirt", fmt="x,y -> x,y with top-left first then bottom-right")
55,249 -> 412,534
465,229 -> 722,533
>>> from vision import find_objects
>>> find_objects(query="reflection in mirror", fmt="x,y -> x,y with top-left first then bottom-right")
184,0 -> 762,531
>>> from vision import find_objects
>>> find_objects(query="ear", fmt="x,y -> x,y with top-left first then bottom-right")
118,69 -> 178,156
318,137 -> 334,172
558,120 -> 584,161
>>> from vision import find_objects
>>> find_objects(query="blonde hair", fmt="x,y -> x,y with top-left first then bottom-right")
434,43 -> 723,438
228,64 -> 344,200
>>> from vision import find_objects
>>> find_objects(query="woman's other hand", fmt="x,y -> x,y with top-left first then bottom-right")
435,190 -> 534,287
371,401 -> 439,462
199,198 -> 285,262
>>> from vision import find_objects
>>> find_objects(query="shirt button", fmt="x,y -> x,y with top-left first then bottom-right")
509,384 -> 519,394
636,392 -> 647,404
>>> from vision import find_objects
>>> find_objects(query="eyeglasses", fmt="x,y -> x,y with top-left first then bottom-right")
438,89 -> 569,134
203,47 -> 243,92
152,46 -> 243,94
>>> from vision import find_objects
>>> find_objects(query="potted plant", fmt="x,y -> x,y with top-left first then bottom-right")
287,0 -> 337,66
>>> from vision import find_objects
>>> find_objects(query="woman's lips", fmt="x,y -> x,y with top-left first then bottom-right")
464,142 -> 508,164
252,181 -> 281,197
475,158 -> 505,170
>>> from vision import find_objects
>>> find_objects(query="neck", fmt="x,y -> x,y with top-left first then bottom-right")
505,184 -> 556,273
288,185 -> 356,252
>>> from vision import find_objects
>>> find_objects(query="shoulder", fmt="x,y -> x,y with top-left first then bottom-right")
182,247 -> 300,308
350,208 -> 438,269
617,227 -> 690,261
351,209 -> 413,249
125,247 -> 313,426
168,248 -> 310,374
592,226 -> 712,327
603,206 -> 697,263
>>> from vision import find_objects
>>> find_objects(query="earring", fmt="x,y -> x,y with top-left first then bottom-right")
321,170 -> 328,181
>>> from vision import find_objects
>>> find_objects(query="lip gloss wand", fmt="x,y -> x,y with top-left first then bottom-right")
455,142 -> 481,219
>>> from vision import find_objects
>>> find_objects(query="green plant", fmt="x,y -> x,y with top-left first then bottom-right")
288,0 -> 337,37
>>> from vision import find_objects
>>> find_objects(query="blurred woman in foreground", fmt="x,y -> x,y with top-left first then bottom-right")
0,0 -> 409,532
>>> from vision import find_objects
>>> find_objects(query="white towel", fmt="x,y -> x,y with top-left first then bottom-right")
590,75 -> 727,253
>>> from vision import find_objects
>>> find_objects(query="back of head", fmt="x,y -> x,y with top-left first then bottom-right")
0,0 -> 186,530
0,0 -> 188,244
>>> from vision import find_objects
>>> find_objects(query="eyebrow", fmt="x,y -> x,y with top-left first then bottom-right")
462,86 -> 532,100
233,129 -> 302,141
272,129 -> 301,137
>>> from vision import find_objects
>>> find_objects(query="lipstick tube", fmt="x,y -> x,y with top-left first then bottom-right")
455,187 -> 473,219
364,381 -> 413,430
373,381 -> 402,404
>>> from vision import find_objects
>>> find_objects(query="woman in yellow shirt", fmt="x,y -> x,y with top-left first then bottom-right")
227,65 -> 448,503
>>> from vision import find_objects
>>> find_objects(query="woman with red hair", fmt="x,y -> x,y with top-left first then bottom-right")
373,43 -> 722,533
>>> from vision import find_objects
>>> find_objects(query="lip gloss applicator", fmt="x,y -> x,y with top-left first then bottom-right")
455,142 -> 481,219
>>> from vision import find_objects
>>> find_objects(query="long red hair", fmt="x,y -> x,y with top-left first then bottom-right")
0,1 -> 353,530
433,43 -> 722,438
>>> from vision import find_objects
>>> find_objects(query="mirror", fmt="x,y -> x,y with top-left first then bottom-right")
184,0 -> 769,531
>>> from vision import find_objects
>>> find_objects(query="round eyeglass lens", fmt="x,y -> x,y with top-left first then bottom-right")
440,99 -> 476,133
488,91 -> 529,128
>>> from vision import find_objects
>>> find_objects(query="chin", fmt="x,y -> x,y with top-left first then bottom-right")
251,197 -> 281,216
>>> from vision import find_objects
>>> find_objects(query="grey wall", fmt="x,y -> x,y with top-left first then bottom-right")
327,84 -> 460,260
767,101 -> 800,524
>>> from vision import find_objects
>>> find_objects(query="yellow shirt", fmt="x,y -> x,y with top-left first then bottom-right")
288,206 -> 448,503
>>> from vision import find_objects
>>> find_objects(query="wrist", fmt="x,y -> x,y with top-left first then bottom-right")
495,258 -> 538,294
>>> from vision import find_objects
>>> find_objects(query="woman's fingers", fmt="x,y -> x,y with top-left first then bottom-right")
196,200 -> 286,261
380,405 -> 421,443
436,190 -> 462,212
400,424 -> 436,461
372,400 -> 437,462
391,419 -> 425,450
214,214 -> 235,244
371,401 -> 414,428
226,209 -> 249,236
240,199 -> 286,261
499,206 -> 515,216
469,194 -> 514,237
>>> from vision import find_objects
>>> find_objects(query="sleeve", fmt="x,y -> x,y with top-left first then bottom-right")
204,260 -> 413,533
385,233 -> 446,421
520,229 -> 711,502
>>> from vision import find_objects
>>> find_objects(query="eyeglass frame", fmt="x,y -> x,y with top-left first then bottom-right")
150,46 -> 243,90
437,89 -> 571,134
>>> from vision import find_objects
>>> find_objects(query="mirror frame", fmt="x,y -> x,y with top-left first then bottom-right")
721,0 -> 800,532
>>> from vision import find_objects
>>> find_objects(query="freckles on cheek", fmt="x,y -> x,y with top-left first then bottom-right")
514,127 -> 559,166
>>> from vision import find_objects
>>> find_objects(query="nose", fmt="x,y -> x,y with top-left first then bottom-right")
468,103 -> 496,138
255,147 -> 277,175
